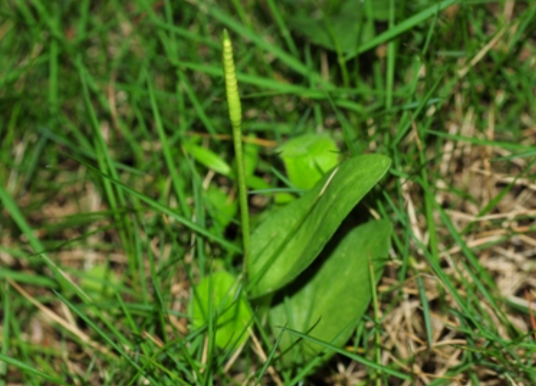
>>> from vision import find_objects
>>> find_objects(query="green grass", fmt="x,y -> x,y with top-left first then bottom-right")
1,0 -> 536,384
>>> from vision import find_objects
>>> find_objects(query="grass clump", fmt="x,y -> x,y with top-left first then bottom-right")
1,1 -> 536,385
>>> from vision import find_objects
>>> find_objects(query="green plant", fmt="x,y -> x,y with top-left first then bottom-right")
3,1 -> 534,384
192,31 -> 393,369
274,133 -> 339,204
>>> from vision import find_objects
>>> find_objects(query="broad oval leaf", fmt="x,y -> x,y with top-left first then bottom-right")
248,154 -> 391,297
278,133 -> 340,190
268,220 -> 392,367
191,270 -> 252,349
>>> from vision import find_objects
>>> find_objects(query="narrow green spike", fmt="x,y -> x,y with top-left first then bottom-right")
222,29 -> 250,273
222,30 -> 242,129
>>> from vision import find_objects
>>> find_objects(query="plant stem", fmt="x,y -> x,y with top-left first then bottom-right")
222,29 -> 250,274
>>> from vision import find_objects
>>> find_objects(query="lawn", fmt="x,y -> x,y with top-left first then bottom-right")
1,0 -> 536,385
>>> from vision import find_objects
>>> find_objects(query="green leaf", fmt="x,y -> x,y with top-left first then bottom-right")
248,154 -> 391,297
274,191 -> 295,205
367,0 -> 391,21
243,136 -> 260,178
0,353 -> 67,385
80,264 -> 122,298
288,0 -> 388,54
192,270 -> 252,349
206,186 -> 237,229
243,137 -> 271,190
246,175 -> 271,190
278,133 -> 340,190
184,142 -> 232,176
269,220 -> 392,367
